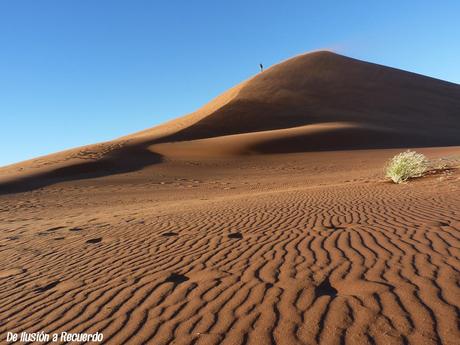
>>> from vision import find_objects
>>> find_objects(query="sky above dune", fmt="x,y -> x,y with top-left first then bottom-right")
0,1 -> 459,167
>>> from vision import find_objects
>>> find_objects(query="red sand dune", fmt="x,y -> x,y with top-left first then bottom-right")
0,51 -> 459,345
1,51 -> 459,191
138,51 -> 460,146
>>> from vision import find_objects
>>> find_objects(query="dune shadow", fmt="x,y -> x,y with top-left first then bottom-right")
158,100 -> 310,142
0,144 -> 163,195
247,126 -> 460,154
315,277 -> 338,298
162,232 -> 178,237
86,237 -> 102,244
35,281 -> 60,293
165,273 -> 189,285
228,233 -> 243,239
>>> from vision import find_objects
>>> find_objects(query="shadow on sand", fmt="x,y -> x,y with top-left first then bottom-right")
0,144 -> 163,195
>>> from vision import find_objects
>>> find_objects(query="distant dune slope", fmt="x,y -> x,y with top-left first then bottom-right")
1,51 -> 459,191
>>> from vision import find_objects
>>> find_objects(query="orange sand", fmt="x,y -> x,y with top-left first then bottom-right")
1,51 -> 459,345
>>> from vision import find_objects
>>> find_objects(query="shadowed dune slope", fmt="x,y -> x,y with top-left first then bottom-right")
150,51 -> 460,146
1,51 -> 460,191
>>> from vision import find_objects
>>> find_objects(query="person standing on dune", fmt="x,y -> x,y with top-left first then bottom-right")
259,63 -> 263,72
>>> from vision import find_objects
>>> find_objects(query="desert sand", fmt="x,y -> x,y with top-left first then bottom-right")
0,51 -> 459,345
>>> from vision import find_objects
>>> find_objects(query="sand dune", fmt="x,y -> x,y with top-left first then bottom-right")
0,52 -> 459,344
149,51 -> 460,144
149,122 -> 389,158
1,51 -> 459,192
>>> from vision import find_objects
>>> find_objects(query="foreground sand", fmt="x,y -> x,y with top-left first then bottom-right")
1,147 -> 459,345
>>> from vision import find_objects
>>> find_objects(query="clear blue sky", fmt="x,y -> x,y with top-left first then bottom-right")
1,1 -> 459,166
